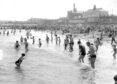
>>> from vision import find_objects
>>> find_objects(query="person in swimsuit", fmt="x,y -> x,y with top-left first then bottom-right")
95,38 -> 101,52
32,36 -> 35,44
86,42 -> 96,69
15,53 -> 25,67
64,36 -> 69,50
46,34 -> 49,44
78,40 -> 86,63
38,38 -> 42,47
24,38 -> 29,52
69,35 -> 74,52
15,41 -> 20,49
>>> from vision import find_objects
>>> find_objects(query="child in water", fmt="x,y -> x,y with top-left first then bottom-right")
15,53 -> 25,67
15,41 -> 20,49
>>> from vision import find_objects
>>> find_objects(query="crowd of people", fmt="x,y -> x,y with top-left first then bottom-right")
0,28 -> 116,66
0,25 -> 117,83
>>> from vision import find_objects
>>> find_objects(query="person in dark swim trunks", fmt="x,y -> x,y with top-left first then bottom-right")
15,53 -> 25,67
86,42 -> 96,69
78,40 -> 86,63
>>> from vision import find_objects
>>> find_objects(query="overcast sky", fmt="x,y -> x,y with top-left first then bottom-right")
0,0 -> 116,21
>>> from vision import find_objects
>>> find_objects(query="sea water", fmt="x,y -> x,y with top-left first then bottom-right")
0,29 -> 115,84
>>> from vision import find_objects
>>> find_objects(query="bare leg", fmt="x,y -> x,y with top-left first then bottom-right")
81,56 -> 84,63
78,56 -> 82,63
113,53 -> 116,59
91,58 -> 96,69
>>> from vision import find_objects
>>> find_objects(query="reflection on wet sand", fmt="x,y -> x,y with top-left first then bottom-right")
79,67 -> 96,84
15,67 -> 25,81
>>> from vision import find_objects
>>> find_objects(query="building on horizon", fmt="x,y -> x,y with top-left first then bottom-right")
83,5 -> 109,18
66,4 -> 117,25
67,3 -> 83,20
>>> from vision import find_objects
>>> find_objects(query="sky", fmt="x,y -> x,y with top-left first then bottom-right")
0,0 -> 116,21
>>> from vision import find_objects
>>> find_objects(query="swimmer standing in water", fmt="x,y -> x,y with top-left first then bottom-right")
15,41 -> 20,50
64,36 -> 69,50
32,36 -> 35,44
20,36 -> 23,43
38,38 -> 42,47
24,38 -> 29,52
57,37 -> 61,45
77,40 -> 86,63
69,35 -> 74,52
87,42 -> 96,69
46,34 -> 49,44
95,38 -> 101,53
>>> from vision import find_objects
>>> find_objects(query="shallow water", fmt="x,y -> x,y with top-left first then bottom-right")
0,29 -> 115,84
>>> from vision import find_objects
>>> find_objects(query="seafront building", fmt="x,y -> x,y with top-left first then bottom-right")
67,4 -> 108,19
0,4 -> 117,29
59,4 -> 117,25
